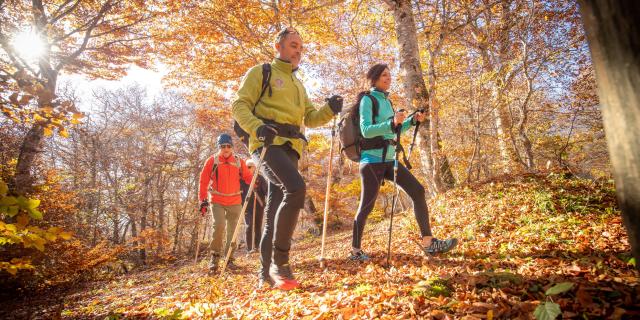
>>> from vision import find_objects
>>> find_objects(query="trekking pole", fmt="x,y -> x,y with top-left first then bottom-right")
408,122 -> 420,159
194,207 -> 209,265
251,191 -> 257,252
219,146 -> 269,275
320,116 -> 338,268
407,108 -> 424,159
386,127 -> 402,267
194,215 -> 202,265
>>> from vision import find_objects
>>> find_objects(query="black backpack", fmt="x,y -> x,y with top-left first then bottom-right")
338,91 -> 388,162
233,64 -> 272,146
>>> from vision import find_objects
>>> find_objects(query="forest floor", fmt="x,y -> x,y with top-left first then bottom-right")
2,173 -> 639,319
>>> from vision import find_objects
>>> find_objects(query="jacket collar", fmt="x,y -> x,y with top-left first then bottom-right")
273,58 -> 296,74
371,87 -> 389,98
216,153 -> 236,163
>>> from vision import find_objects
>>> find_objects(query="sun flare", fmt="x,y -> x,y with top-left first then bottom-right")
11,29 -> 47,62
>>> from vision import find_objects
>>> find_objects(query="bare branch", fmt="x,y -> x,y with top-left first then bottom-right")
299,0 -> 344,14
382,0 -> 396,10
54,1 -> 113,72
49,0 -> 81,25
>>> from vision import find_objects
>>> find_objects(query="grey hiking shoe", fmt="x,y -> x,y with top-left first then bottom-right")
349,250 -> 371,262
424,238 -> 458,255
257,271 -> 274,289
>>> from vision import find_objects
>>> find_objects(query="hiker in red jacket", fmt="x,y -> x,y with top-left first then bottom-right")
199,133 -> 253,272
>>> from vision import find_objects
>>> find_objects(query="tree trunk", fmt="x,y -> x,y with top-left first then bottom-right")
139,178 -> 150,265
579,0 -> 640,269
472,0 -> 522,173
112,211 -> 120,244
14,125 -> 45,195
386,0 -> 454,194
426,45 -> 456,189
157,175 -> 166,253
335,152 -> 345,183
13,2 -> 57,195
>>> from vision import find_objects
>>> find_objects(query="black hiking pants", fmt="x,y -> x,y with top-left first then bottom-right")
352,161 -> 432,249
254,144 -> 304,273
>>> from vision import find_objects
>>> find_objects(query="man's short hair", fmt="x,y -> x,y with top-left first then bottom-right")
274,26 -> 299,44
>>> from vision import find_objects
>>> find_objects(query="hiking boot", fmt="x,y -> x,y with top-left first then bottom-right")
226,259 -> 240,271
269,263 -> 300,291
349,250 -> 370,262
423,238 -> 458,255
208,254 -> 220,273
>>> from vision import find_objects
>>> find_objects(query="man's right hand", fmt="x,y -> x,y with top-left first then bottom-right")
200,199 -> 209,216
326,95 -> 343,114
256,124 -> 278,146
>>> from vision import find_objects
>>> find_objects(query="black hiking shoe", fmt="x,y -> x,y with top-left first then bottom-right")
269,263 -> 300,290
423,238 -> 458,255
208,254 -> 220,273
226,259 -> 240,271
349,250 -> 371,262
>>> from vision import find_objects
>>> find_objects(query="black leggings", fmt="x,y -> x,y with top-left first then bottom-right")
352,162 -> 432,249
254,144 -> 304,271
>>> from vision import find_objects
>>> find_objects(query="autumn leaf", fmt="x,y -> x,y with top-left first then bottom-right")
25,198 -> 40,209
16,214 -> 29,230
27,208 -> 43,220
58,231 -> 73,240
0,195 -> 17,206
534,302 -> 561,320
545,282 -> 574,296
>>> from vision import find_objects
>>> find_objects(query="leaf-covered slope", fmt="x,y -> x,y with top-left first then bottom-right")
4,174 -> 639,319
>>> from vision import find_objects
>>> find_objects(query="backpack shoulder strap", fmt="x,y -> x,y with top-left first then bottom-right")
252,63 -> 272,115
210,156 -> 219,183
260,63 -> 272,98
364,93 -> 379,124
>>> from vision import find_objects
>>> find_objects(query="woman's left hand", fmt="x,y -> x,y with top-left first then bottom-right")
393,110 -> 407,126
414,111 -> 426,123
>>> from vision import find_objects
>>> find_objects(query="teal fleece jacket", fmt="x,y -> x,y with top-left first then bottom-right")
359,89 -> 415,163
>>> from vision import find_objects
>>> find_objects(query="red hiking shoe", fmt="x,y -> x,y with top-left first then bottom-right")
269,263 -> 299,290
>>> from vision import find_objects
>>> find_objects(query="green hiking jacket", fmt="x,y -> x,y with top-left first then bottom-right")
360,89 -> 414,163
232,59 -> 335,156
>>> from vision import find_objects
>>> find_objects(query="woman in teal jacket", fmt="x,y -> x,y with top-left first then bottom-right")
350,64 -> 457,261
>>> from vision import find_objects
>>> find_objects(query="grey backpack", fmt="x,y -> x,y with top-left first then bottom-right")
338,91 -> 388,162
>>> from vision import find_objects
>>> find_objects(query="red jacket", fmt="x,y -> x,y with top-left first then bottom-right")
199,154 -> 252,206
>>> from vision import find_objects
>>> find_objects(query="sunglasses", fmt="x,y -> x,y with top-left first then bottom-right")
276,27 -> 299,42
220,145 -> 232,149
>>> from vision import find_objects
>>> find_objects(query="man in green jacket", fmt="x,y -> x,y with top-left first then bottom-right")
232,27 -> 343,290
